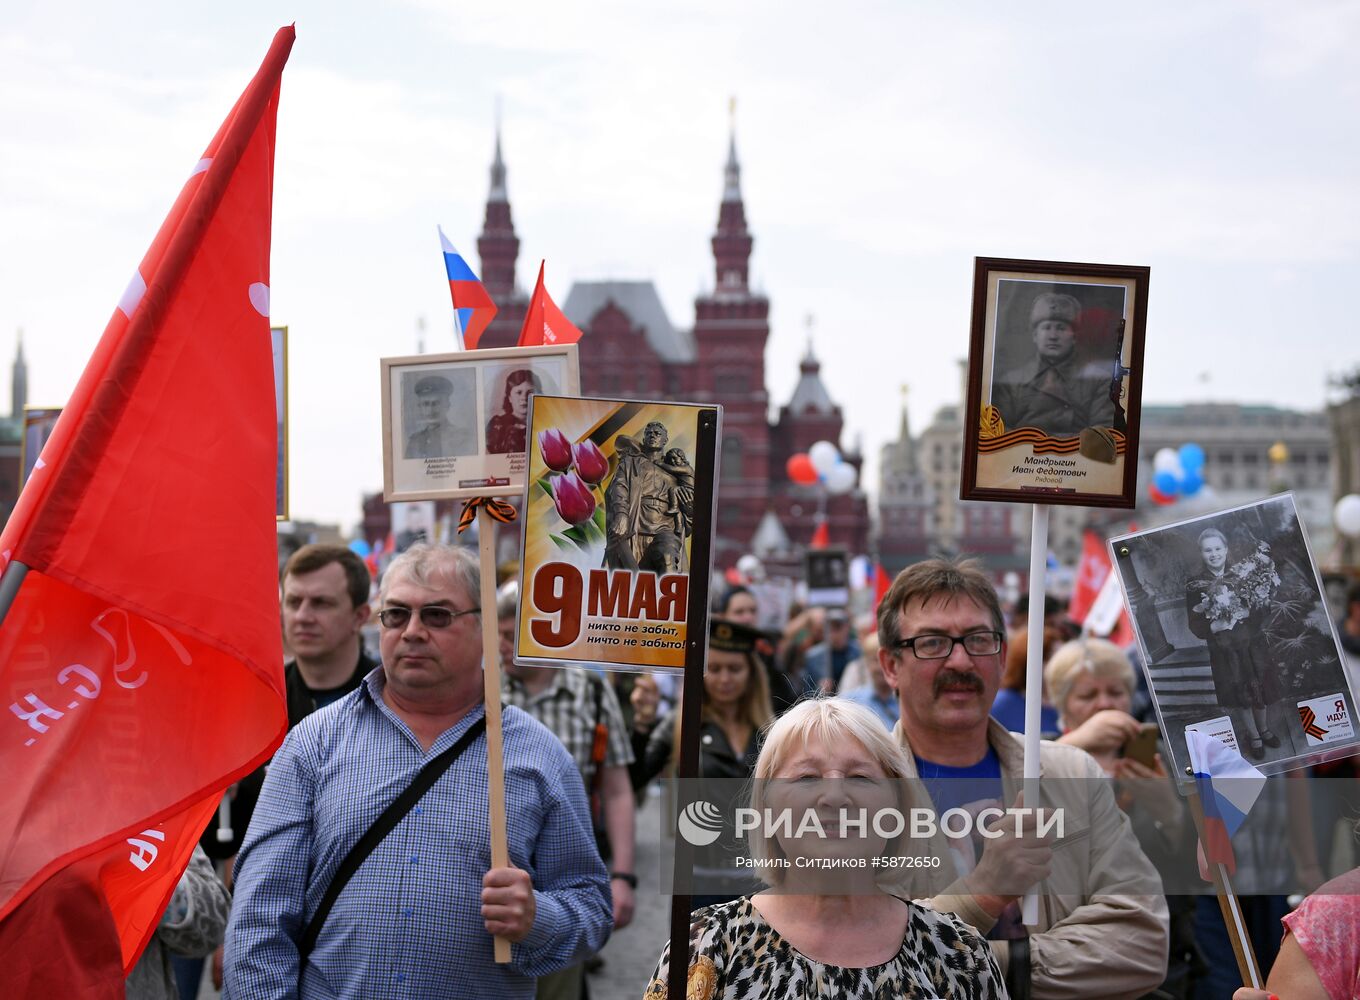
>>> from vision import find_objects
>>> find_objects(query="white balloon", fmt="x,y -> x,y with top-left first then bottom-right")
1335,494 -> 1360,539
736,554 -> 763,579
1153,448 -> 1182,474
808,440 -> 841,476
825,462 -> 857,495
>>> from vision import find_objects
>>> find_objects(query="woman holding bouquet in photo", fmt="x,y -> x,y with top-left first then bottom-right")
1185,527 -> 1283,760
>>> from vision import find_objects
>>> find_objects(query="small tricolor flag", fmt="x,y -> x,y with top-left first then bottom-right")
438,226 -> 497,349
517,261 -> 583,347
1185,729 -> 1266,876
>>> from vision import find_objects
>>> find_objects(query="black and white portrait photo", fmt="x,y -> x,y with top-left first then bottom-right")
401,367 -> 476,459
1111,495 -> 1359,778
483,362 -> 561,456
988,280 -> 1126,440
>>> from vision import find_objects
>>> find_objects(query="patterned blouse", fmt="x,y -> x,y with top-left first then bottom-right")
644,895 -> 1007,999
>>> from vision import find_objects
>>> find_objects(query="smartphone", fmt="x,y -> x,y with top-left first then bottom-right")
1122,723 -> 1160,768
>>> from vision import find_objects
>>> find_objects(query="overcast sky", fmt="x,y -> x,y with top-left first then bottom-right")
3,1 -> 1358,531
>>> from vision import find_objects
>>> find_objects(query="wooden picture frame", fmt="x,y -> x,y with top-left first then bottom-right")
960,257 -> 1150,509
380,344 -> 581,502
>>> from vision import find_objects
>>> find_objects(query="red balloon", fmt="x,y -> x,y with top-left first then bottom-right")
1148,484 -> 1176,506
786,453 -> 818,485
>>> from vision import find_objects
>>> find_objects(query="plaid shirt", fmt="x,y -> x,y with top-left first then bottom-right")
501,668 -> 633,786
223,670 -> 611,1000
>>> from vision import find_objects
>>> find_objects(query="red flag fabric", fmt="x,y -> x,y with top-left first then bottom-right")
873,563 -> 893,611
809,522 -> 830,550
517,261 -> 583,346
0,26 -> 294,984
1069,529 -> 1134,646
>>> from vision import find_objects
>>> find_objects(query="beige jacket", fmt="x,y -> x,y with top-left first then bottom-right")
889,718 -> 1169,1000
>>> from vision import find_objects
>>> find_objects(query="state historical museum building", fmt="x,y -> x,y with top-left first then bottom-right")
470,127 -> 868,571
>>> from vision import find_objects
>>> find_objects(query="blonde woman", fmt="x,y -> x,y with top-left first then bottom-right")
644,698 -> 1005,999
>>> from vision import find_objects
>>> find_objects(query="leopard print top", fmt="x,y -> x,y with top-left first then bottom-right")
644,895 -> 1007,999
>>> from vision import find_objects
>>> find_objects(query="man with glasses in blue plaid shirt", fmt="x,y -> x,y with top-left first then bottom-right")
877,558 -> 1167,1000
224,544 -> 611,1000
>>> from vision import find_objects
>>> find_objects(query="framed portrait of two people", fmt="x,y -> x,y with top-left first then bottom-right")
961,257 -> 1150,509
380,344 -> 581,502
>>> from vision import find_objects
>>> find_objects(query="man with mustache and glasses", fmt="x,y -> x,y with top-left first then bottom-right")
877,559 -> 1167,1000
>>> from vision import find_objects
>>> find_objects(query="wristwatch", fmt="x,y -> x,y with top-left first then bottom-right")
610,871 -> 638,888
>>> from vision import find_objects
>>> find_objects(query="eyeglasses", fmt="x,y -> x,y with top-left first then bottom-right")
892,630 -> 1003,659
377,605 -> 479,630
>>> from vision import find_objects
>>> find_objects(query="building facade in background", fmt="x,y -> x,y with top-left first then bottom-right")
468,125 -> 869,570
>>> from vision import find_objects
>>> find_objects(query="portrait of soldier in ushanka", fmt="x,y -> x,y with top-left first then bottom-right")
404,372 -> 475,459
603,420 -> 694,574
991,290 -> 1116,439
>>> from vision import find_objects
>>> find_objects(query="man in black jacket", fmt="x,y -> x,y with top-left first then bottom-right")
280,543 -> 376,724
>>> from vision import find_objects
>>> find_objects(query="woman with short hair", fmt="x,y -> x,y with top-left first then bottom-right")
644,698 -> 1005,999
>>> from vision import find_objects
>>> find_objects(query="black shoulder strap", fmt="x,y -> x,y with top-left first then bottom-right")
298,715 -> 487,959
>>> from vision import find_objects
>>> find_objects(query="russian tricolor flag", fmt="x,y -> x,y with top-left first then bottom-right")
438,226 -> 497,349
1186,728 -> 1265,875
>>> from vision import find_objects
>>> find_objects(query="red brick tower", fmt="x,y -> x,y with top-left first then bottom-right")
475,124 -> 528,349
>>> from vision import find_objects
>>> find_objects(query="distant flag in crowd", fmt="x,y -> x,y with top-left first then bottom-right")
873,563 -> 893,611
809,521 -> 830,550
1186,729 -> 1266,876
0,28 -> 295,994
1069,529 -> 1135,646
517,261 -> 583,347
438,226 -> 497,349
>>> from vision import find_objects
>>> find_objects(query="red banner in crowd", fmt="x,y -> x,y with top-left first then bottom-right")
1069,529 -> 1134,646
0,26 -> 295,989
517,261 -> 583,346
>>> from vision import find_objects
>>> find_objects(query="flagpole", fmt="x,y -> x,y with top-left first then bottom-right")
476,506 -> 512,963
1020,502 -> 1048,926
0,560 -> 31,629
1185,787 -> 1262,988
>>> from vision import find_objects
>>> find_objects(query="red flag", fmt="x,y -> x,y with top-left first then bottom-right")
873,563 -> 893,611
0,27 -> 294,986
517,261 -> 583,346
1069,529 -> 1134,646
809,521 -> 830,550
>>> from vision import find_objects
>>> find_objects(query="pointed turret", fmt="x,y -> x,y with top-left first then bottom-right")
11,330 -> 26,419
787,340 -> 835,416
711,101 -> 754,294
477,116 -> 520,303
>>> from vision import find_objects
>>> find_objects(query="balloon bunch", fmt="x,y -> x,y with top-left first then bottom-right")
1148,443 -> 1205,505
785,439 -> 857,495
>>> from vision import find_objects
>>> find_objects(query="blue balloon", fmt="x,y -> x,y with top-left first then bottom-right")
1178,443 -> 1205,472
1181,470 -> 1204,497
348,538 -> 372,558
1153,470 -> 1181,495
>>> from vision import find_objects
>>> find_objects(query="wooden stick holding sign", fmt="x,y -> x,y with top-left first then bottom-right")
1020,502 -> 1049,926
475,504 -> 512,964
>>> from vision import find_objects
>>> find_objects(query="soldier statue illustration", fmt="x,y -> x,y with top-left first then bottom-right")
603,421 -> 694,573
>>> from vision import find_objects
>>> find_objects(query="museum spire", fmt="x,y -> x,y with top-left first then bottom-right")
711,99 -> 754,295
477,112 -> 520,304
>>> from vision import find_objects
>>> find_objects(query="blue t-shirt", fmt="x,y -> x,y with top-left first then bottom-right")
915,746 -> 1024,942
989,688 -> 1060,739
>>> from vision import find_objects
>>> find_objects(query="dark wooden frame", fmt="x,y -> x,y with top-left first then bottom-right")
960,256 -> 1150,509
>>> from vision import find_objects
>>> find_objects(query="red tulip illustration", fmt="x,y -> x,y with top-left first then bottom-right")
552,470 -> 597,525
538,427 -> 573,472
572,439 -> 609,484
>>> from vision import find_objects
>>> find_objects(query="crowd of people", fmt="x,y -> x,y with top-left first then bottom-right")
134,542 -> 1360,1000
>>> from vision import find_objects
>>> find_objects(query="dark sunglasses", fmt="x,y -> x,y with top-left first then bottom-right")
377,605 -> 479,630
